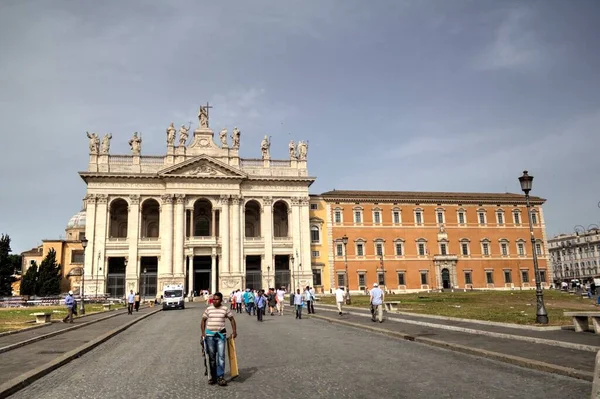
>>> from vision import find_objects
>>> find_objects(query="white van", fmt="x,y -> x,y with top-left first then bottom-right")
162,284 -> 185,310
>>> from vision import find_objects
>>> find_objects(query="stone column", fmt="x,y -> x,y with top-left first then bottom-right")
126,195 -> 141,287
174,194 -> 185,279
231,195 -> 241,274
83,194 -> 97,287
220,195 -> 230,274
211,251 -> 217,294
160,195 -> 174,276
300,196 -> 313,287
94,194 -> 109,295
190,208 -> 195,238
187,255 -> 194,296
262,197 -> 274,285
291,197 -> 302,290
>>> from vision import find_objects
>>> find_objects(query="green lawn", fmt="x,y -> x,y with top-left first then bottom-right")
0,303 -> 126,333
318,290 -> 596,326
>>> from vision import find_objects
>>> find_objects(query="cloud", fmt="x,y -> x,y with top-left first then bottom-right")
474,7 -> 542,71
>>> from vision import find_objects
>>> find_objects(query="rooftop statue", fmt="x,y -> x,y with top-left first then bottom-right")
219,128 -> 228,147
129,132 -> 142,155
231,127 -> 241,149
179,124 -> 190,147
289,140 -> 297,160
166,122 -> 176,146
100,133 -> 112,155
261,135 -> 271,160
298,140 -> 308,160
86,132 -> 100,154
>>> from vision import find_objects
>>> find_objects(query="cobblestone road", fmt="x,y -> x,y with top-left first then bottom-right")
10,303 -> 591,399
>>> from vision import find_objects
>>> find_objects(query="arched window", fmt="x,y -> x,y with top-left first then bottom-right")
310,225 -> 320,243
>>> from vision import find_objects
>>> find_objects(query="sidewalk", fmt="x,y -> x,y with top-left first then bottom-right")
0,306 -> 159,389
313,305 -> 598,380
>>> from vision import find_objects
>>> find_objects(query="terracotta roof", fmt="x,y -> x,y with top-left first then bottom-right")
320,190 -> 545,204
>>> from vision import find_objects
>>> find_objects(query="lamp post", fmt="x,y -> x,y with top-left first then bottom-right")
143,267 -> 147,303
519,170 -> 549,324
267,265 -> 271,288
123,258 -> 128,299
379,254 -> 386,293
289,255 -> 295,306
80,238 -> 88,315
342,235 -> 351,305
95,265 -> 102,300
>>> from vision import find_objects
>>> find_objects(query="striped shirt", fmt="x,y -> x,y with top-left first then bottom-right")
202,305 -> 233,332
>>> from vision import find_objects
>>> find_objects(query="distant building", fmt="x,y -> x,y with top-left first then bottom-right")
547,229 -> 600,282
315,190 -> 550,293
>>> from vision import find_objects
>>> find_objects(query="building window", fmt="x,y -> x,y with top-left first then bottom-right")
535,243 -> 543,256
78,232 -> 86,240
375,242 -> 384,256
531,211 -> 538,225
354,210 -> 363,224
312,269 -> 322,286
436,210 -> 444,224
71,250 -> 84,264
420,272 -> 428,285
539,270 -> 547,282
310,226 -> 320,243
478,211 -> 486,225
378,272 -> 385,286
513,211 -> 521,225
465,272 -> 472,285
397,272 -> 405,285
461,241 -> 470,256
500,241 -> 509,256
337,274 -> 345,288
440,243 -> 447,255
497,211 -> 504,225
336,243 -> 344,257
458,210 -> 466,225
392,210 -> 401,224
521,270 -> 529,283
482,242 -> 490,256
504,270 -> 512,284
356,243 -> 364,256
395,242 -> 403,256
310,203 -> 318,210
334,210 -> 342,224
311,251 -> 319,257
417,242 -> 426,256
373,210 -> 381,224
517,242 -> 525,256
486,271 -> 494,284
358,273 -> 366,288
415,210 -> 423,225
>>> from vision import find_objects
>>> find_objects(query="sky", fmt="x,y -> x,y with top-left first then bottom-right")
1,0 -> 599,253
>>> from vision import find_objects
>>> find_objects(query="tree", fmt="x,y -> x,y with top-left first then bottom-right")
37,249 -> 62,296
0,234 -> 15,296
20,261 -> 38,296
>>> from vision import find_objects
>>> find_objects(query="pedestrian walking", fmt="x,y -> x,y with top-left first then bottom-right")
294,289 -> 304,319
201,292 -> 237,387
335,286 -> 345,315
134,292 -> 141,312
127,290 -> 135,315
370,283 -> 385,323
62,290 -> 75,323
276,286 -> 286,316
256,289 -> 267,321
235,289 -> 243,313
267,288 -> 277,316
304,286 -> 313,314
309,286 -> 316,314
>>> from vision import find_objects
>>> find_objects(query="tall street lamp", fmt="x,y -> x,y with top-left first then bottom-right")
519,170 -> 549,324
80,238 -> 88,315
124,258 -> 128,299
143,268 -> 147,302
379,254 -> 386,292
267,265 -> 271,288
342,235 -> 351,305
289,255 -> 295,306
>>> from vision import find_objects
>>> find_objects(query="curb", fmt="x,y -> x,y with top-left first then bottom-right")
0,306 -> 128,338
315,303 -> 562,331
0,309 -> 129,355
316,305 -> 600,353
309,313 -> 594,382
0,307 -> 162,399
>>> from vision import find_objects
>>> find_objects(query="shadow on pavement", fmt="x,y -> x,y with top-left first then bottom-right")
230,367 -> 258,383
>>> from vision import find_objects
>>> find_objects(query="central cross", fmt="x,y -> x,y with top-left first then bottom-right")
203,102 -> 213,118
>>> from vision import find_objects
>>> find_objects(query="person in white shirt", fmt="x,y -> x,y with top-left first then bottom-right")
234,290 -> 243,314
309,286 -> 316,314
370,283 -> 385,323
294,289 -> 304,319
276,287 -> 286,316
335,286 -> 346,315
127,290 -> 135,315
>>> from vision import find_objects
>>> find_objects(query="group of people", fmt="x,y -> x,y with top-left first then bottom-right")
228,286 -> 316,321
334,283 -> 385,323
126,290 -> 141,314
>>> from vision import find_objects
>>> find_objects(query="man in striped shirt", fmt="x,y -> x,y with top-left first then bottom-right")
201,292 -> 237,386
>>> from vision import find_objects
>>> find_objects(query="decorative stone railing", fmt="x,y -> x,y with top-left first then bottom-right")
240,159 -> 264,167
271,160 -> 291,168
244,236 -> 264,241
107,237 -> 128,241
109,155 -> 133,164
273,236 -> 291,241
140,156 -> 165,164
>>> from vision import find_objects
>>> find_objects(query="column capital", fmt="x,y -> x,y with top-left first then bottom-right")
129,194 -> 141,205
231,195 -> 241,205
161,194 -> 174,205
84,194 -> 97,206
263,196 -> 273,206
219,194 -> 230,205
175,194 -> 186,204
291,196 -> 301,206
96,194 -> 108,204
300,196 -> 310,206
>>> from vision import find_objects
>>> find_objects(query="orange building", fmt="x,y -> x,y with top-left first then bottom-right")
316,190 -> 549,293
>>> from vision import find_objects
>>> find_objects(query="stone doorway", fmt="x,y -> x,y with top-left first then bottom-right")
106,257 -> 126,299
245,255 -> 262,290
274,255 -> 291,290
442,268 -> 451,289
140,257 -> 158,299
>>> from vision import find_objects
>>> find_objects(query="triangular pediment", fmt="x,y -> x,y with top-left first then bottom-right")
158,155 -> 247,178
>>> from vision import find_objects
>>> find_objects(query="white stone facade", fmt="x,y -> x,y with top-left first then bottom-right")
81,118 -> 315,298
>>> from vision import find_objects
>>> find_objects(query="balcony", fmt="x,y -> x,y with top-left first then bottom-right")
273,236 -> 292,247
433,254 -> 458,262
186,235 -> 218,247
106,237 -> 128,250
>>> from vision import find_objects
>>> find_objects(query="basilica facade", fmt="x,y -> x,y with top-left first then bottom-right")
81,106 -> 314,298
